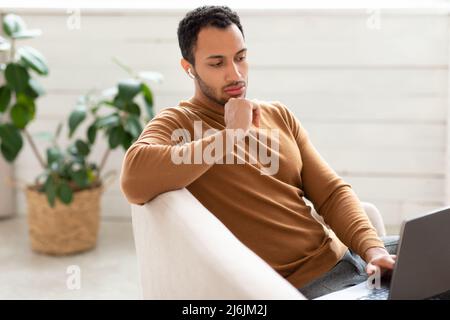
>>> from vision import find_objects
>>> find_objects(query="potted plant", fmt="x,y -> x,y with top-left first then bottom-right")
29,62 -> 162,255
0,13 -> 162,255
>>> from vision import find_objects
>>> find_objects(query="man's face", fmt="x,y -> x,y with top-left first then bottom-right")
191,24 -> 248,106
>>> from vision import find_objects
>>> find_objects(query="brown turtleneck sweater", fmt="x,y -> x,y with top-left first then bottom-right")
120,97 -> 384,288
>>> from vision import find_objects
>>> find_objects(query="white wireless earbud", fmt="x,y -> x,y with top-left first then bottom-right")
187,68 -> 195,79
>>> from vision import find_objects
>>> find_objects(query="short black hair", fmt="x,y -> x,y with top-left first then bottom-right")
177,6 -> 245,65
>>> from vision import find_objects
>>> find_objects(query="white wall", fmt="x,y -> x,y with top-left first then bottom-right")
1,8 -> 449,231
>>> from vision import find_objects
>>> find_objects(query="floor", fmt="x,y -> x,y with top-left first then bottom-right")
0,215 -> 401,300
0,216 -> 140,299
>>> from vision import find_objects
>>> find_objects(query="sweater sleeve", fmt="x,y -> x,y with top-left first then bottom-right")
120,109 -> 235,205
274,102 -> 385,261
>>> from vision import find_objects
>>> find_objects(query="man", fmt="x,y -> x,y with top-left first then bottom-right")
120,5 -> 397,299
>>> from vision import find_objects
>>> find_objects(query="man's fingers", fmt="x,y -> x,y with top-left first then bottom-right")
371,256 -> 396,269
366,263 -> 378,276
366,254 -> 397,276
251,100 -> 261,127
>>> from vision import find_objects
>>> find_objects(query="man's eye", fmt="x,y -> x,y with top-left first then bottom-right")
210,62 -> 222,67
238,56 -> 246,61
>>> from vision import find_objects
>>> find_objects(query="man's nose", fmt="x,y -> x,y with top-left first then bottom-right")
226,62 -> 242,82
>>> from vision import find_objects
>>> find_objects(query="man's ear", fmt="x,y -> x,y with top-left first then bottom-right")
180,58 -> 194,77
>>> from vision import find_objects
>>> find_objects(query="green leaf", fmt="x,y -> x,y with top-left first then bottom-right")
46,147 -> 62,166
124,102 -> 141,116
108,125 -> 125,149
95,113 -> 120,129
86,168 -> 97,183
10,29 -> 42,39
27,78 -> 45,97
57,181 -> 73,205
10,101 -> 35,129
87,123 -> 97,144
33,131 -> 54,143
124,115 -> 142,138
68,105 -> 87,137
0,143 -> 18,162
117,79 -> 141,102
4,63 -> 30,93
121,132 -> 133,150
112,96 -> 126,110
44,175 -> 57,207
0,123 -> 23,160
49,160 -> 60,172
10,103 -> 27,128
18,46 -> 48,76
71,169 -> 88,188
141,83 -> 155,119
2,14 -> 27,37
16,92 -> 35,105
75,139 -> 90,156
0,86 -> 12,113
67,144 -> 76,154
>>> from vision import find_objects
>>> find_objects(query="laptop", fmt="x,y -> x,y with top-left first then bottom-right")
316,206 -> 450,300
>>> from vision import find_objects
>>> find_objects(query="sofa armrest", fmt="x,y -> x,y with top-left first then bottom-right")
307,200 -> 387,237
359,202 -> 386,237
131,188 -> 306,300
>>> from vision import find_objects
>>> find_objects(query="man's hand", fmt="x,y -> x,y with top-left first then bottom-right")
364,247 -> 397,276
224,98 -> 260,136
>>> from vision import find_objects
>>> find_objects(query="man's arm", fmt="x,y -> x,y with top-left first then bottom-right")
274,102 -> 391,266
121,99 -> 260,206
120,109 -> 233,205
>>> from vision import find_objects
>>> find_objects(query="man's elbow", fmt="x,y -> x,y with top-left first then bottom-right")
119,144 -> 155,205
120,158 -> 157,205
120,174 -> 151,205
119,143 -> 183,205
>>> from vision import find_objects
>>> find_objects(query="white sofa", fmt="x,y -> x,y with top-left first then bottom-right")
131,188 -> 386,300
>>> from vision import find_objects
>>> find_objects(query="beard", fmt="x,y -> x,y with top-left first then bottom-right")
194,70 -> 247,106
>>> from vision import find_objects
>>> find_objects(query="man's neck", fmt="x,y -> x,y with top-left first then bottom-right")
189,93 -> 226,116
192,93 -> 224,110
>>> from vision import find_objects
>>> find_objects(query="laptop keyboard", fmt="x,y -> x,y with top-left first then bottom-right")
357,288 -> 450,300
357,288 -> 389,300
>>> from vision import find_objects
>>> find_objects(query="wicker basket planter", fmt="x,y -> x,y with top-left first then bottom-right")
25,184 -> 103,256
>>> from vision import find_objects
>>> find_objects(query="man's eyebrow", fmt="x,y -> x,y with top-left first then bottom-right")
206,48 -> 247,60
